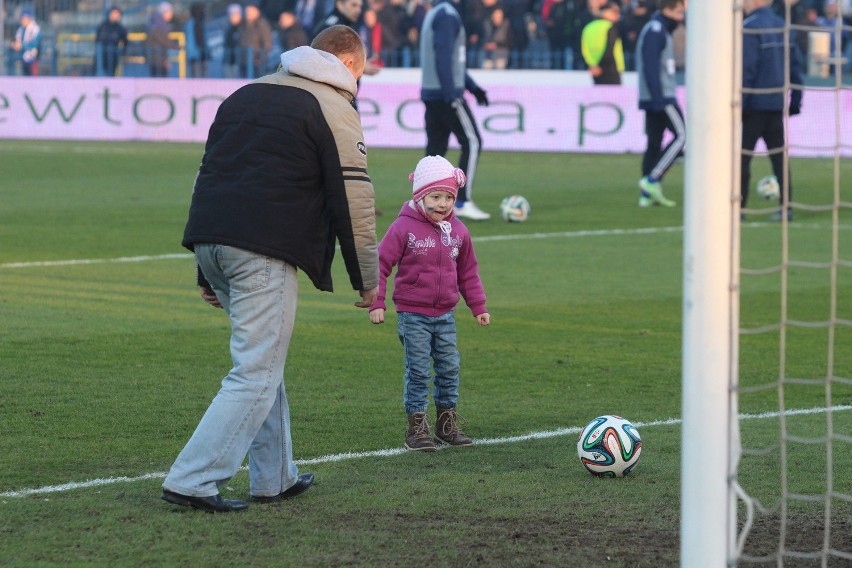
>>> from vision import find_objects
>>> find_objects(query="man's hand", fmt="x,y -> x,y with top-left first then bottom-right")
355,287 -> 378,308
472,88 -> 489,107
199,286 -> 222,308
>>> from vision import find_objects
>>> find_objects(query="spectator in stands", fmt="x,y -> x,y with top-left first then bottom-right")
671,13 -> 685,77
581,0 -> 624,83
842,0 -> 852,73
95,6 -> 128,76
148,1 -> 175,77
223,3 -> 244,78
481,7 -> 512,68
460,0 -> 480,49
741,0 -> 804,221
261,0 -> 290,26
635,0 -> 685,207
404,0 -> 429,55
312,0 -> 363,38
372,0 -> 405,65
771,0 -> 810,62
501,0 -> 532,65
619,0 -> 651,70
420,0 -> 491,220
572,0 -> 603,69
816,0 -> 850,75
462,0 -> 497,57
294,0 -> 321,35
185,2 -> 211,77
361,7 -> 383,64
278,11 -> 310,51
242,0 -> 274,77
12,8 -> 41,76
312,0 -> 381,104
541,0 -> 578,69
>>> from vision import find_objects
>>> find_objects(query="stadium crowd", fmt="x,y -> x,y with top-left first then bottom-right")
3,0 -> 851,77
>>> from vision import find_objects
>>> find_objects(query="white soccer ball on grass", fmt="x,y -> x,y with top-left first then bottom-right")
499,195 -> 530,222
756,175 -> 780,200
577,415 -> 642,477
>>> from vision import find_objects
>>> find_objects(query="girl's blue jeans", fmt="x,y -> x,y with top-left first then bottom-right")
397,311 -> 461,414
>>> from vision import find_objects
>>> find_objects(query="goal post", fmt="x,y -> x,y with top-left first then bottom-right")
681,1 -> 741,566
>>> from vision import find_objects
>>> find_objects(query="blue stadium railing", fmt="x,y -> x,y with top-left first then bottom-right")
1,38 -> 580,77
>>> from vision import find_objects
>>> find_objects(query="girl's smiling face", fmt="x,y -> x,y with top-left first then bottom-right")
422,190 -> 456,222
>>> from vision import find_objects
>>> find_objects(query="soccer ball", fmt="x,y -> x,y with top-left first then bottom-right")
577,415 -> 642,477
756,175 -> 780,200
499,195 -> 530,222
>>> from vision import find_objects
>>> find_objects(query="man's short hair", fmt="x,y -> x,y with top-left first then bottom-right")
659,0 -> 685,9
311,25 -> 365,60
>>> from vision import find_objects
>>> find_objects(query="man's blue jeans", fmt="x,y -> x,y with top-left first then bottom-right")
397,311 -> 461,414
163,244 -> 300,498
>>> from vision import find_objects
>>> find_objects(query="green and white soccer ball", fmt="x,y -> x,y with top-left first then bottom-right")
577,415 -> 642,477
499,195 -> 530,222
756,175 -> 780,200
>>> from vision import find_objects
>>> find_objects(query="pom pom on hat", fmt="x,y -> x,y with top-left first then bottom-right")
409,155 -> 466,203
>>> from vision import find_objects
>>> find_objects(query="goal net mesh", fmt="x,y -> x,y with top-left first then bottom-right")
733,2 -> 852,565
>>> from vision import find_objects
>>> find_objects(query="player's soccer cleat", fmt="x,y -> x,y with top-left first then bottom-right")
769,208 -> 794,222
638,191 -> 655,208
638,177 -> 676,207
454,200 -> 491,220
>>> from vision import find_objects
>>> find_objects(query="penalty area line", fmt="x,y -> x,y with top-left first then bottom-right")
2,405 -> 849,499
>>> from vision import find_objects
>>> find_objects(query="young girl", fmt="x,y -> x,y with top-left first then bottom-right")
370,155 -> 490,451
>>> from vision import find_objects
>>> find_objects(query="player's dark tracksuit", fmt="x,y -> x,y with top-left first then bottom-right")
636,11 -> 685,183
420,0 -> 484,203
741,6 -> 804,208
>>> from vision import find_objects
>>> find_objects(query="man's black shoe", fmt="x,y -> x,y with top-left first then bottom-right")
251,473 -> 315,503
161,489 -> 249,513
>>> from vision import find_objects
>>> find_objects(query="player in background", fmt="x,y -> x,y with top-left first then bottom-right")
741,0 -> 804,221
12,9 -> 41,76
420,0 -> 491,221
635,0 -> 686,208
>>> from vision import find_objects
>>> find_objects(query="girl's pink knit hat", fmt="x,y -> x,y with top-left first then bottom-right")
409,156 -> 466,203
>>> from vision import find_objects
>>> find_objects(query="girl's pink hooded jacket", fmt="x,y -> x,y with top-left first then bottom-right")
369,201 -> 487,318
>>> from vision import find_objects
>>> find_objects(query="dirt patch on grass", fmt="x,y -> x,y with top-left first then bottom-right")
331,510 -> 850,567
739,513 -> 852,567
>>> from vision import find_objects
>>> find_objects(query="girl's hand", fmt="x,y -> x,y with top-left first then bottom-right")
370,308 -> 385,324
476,313 -> 490,327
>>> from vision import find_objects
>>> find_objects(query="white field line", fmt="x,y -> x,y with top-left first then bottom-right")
2,222 -> 849,270
0,253 -> 193,269
2,405 -> 850,499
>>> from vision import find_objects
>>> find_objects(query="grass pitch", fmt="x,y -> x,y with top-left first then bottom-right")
0,140 -> 849,566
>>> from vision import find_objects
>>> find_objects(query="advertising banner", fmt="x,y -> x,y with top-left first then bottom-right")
0,70 -> 847,157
